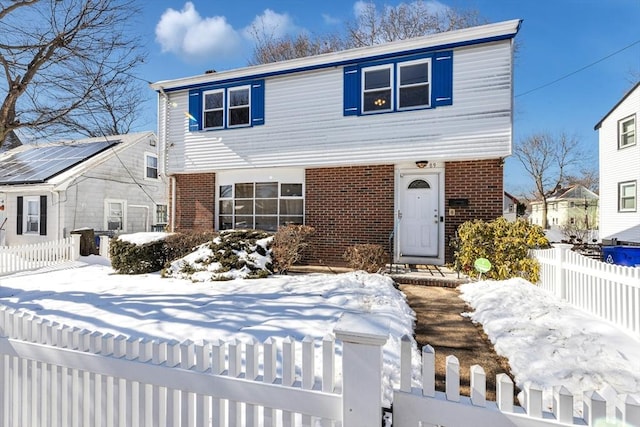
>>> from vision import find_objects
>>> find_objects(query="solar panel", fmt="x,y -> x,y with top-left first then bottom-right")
0,139 -> 120,185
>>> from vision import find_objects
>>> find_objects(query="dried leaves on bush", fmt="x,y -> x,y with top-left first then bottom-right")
343,244 -> 386,273
272,225 -> 315,273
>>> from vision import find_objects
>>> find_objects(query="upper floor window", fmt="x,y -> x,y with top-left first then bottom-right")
619,181 -> 637,212
398,59 -> 430,110
361,59 -> 431,114
619,115 -> 636,149
344,51 -> 450,116
190,82 -> 262,132
145,153 -> 158,179
228,86 -> 251,127
362,65 -> 393,113
203,89 -> 224,129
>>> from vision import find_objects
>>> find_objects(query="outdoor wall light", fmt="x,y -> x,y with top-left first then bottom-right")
415,160 -> 429,168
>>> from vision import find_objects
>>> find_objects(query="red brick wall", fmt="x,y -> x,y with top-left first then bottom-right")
172,173 -> 216,231
305,165 -> 395,265
444,159 -> 504,262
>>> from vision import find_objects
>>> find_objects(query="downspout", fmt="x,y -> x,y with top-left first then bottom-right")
157,85 -> 175,232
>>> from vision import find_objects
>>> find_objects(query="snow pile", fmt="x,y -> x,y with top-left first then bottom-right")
163,230 -> 273,280
460,278 -> 640,414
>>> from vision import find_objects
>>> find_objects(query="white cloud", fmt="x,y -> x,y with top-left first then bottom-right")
322,13 -> 341,26
155,2 -> 242,63
242,9 -> 298,41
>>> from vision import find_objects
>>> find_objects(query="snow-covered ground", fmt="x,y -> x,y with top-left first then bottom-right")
0,253 -> 638,415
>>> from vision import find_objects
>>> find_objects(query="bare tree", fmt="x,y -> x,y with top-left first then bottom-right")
562,166 -> 599,193
248,1 -> 483,65
513,132 -> 584,229
346,1 -> 484,48
0,0 -> 147,147
247,31 -> 345,66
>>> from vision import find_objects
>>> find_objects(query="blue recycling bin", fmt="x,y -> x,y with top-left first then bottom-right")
602,246 -> 640,267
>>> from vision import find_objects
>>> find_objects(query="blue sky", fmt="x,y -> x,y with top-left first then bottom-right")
134,1 -> 640,196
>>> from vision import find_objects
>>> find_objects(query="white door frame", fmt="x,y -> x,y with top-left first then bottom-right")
394,164 -> 445,265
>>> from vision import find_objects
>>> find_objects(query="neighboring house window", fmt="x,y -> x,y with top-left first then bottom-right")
145,153 -> 158,179
188,80 -> 265,131
618,181 -> 637,212
228,86 -> 250,127
219,182 -> 303,232
156,204 -> 168,224
343,51 -> 451,116
618,115 -> 636,149
105,200 -> 126,231
16,196 -> 47,236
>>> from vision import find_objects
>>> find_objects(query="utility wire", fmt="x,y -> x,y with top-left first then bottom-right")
516,39 -> 640,98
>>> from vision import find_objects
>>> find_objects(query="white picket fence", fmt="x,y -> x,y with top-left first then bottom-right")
0,235 -> 81,276
1,304 -> 639,427
531,244 -> 640,336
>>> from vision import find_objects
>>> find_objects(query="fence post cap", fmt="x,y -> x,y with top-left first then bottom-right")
334,312 -> 390,345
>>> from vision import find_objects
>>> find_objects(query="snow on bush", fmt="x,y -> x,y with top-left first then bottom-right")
163,230 -> 273,281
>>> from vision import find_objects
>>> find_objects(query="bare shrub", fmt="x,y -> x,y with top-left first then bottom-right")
272,225 -> 315,273
343,244 -> 386,273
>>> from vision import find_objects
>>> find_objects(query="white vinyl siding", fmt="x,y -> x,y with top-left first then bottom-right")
163,40 -> 514,174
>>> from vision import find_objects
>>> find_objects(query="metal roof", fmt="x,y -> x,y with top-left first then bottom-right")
0,139 -> 119,185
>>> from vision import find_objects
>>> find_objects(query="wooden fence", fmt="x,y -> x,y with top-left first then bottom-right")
531,244 -> 640,336
0,235 -> 81,276
1,304 -> 638,426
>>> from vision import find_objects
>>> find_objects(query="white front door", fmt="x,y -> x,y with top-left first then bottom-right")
398,174 -> 439,258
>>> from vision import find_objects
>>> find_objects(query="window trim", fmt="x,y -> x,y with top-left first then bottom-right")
618,181 -> 637,212
618,114 -> 636,149
396,58 -> 431,111
144,152 -> 159,180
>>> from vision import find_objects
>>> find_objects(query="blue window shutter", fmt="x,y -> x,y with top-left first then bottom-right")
343,65 -> 360,116
16,196 -> 23,235
251,80 -> 265,126
433,51 -> 453,107
188,89 -> 202,131
39,195 -> 47,236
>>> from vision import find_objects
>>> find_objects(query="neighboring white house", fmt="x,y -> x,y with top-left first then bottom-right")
151,20 -> 522,266
503,191 -> 520,221
0,131 -> 168,247
529,184 -> 599,230
595,82 -> 639,244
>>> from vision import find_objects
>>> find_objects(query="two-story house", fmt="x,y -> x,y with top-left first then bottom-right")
528,184 -> 599,230
151,20 -> 522,266
595,82 -> 639,244
0,132 -> 168,247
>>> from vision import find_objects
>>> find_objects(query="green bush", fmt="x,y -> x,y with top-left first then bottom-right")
271,225 -> 315,273
343,244 -> 386,273
455,217 -> 550,282
109,235 -> 168,274
110,231 -> 218,275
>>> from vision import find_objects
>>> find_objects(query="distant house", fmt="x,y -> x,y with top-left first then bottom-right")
528,184 -> 599,230
594,82 -> 639,244
151,20 -> 522,265
0,132 -> 167,247
503,191 -> 520,221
